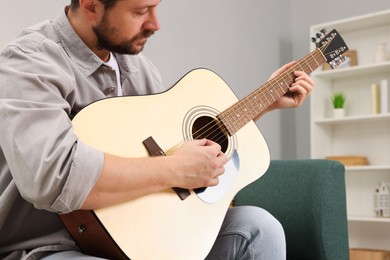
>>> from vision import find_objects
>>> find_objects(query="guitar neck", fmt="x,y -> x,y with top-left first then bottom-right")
219,48 -> 325,135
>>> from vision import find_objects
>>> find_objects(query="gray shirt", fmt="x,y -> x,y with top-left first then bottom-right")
0,7 -> 165,260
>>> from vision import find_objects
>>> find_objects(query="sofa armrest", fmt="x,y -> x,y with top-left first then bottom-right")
234,159 -> 349,260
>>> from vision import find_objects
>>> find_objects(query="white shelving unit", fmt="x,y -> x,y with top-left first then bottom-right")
310,10 -> 390,250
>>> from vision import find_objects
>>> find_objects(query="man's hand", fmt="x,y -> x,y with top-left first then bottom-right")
82,139 -> 228,210
171,139 -> 228,189
267,61 -> 315,112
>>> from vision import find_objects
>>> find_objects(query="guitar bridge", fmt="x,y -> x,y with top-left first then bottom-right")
143,136 -> 191,200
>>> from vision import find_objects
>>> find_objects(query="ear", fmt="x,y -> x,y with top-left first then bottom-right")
79,0 -> 103,23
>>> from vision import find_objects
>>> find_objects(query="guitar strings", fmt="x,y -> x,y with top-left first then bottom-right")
165,45 -> 328,155
166,49 -> 325,154
211,49 -> 325,142
218,49 -> 324,143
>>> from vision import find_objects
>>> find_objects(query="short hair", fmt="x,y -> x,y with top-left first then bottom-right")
70,0 -> 118,10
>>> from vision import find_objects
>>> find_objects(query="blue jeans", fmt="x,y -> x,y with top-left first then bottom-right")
205,206 -> 286,259
41,206 -> 285,260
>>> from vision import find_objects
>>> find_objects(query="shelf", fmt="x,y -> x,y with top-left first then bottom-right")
313,61 -> 390,79
314,113 -> 390,125
346,165 -> 390,171
312,9 -> 390,34
311,9 -> 390,251
348,216 -> 390,223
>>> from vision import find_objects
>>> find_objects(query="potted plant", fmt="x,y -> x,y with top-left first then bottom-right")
332,92 -> 346,117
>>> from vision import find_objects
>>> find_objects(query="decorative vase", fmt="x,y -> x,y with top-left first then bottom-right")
333,108 -> 345,118
374,43 -> 389,63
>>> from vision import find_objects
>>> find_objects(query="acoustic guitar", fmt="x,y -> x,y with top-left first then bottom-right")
59,29 -> 348,260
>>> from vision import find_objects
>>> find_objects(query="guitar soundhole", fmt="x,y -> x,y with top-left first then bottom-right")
191,116 -> 229,153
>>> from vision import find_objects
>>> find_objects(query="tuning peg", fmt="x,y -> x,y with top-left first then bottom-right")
334,55 -> 347,67
320,28 -> 328,34
327,55 -> 344,69
311,28 -> 330,45
329,60 -> 337,69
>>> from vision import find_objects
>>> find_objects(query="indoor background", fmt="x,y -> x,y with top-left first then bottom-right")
2,0 -> 390,160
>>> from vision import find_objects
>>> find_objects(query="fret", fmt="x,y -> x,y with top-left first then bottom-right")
276,86 -> 285,96
297,62 -> 305,72
280,76 -> 289,88
305,59 -> 313,72
245,97 -> 255,116
263,90 -> 272,106
310,52 -> 320,66
305,57 -> 314,71
238,104 -> 250,124
285,70 -> 295,82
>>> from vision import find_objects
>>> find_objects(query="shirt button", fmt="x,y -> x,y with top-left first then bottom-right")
103,87 -> 116,95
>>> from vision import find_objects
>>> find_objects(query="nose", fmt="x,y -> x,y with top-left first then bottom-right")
144,7 -> 160,32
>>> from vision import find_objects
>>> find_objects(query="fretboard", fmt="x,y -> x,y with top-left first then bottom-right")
218,48 -> 325,135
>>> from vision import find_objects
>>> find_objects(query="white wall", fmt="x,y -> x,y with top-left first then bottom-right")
0,0 -> 69,47
2,1 -> 389,160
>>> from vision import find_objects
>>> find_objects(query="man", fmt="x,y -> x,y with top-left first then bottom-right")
0,0 -> 314,259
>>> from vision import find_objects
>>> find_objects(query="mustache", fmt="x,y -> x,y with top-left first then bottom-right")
137,29 -> 155,40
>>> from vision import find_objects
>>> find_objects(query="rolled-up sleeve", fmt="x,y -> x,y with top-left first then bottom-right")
51,141 -> 104,213
0,33 -> 104,213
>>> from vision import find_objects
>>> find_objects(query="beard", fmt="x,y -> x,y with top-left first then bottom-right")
93,12 -> 154,55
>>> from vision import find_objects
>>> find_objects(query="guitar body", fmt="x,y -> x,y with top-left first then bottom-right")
69,68 -> 270,259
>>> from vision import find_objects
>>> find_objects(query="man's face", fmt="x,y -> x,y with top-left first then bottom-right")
92,0 -> 160,55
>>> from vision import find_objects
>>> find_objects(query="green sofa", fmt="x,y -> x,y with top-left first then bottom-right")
234,159 -> 349,260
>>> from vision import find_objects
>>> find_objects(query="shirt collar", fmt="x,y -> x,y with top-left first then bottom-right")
53,6 -> 104,77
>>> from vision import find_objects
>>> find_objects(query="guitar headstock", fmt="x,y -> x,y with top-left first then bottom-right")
312,29 -> 349,69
